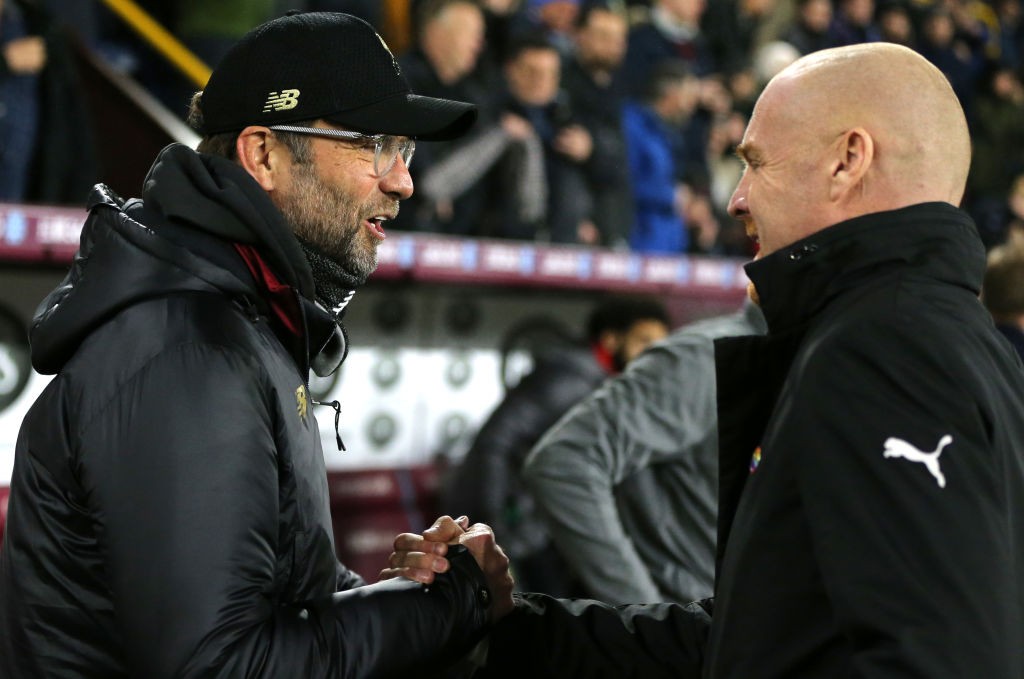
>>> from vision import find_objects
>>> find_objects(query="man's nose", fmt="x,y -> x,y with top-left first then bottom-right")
727,188 -> 747,218
381,155 -> 414,200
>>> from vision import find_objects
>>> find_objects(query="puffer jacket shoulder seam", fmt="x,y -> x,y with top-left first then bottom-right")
73,338 -> 274,445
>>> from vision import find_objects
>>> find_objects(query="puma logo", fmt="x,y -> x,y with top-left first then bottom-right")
883,435 -> 952,488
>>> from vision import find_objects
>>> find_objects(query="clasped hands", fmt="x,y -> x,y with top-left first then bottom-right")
381,515 -> 516,623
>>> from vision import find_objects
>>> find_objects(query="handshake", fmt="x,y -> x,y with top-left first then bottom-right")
380,515 -> 517,623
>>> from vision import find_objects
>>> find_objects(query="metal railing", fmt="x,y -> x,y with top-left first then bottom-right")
97,0 -> 211,89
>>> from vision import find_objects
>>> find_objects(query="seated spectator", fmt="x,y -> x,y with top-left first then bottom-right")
443,295 -> 671,597
967,64 -> 1024,246
828,0 -> 881,46
483,34 -> 595,243
622,0 -> 714,98
994,0 -> 1023,69
876,1 -> 916,47
0,0 -> 44,202
510,0 -> 580,56
917,5 -> 987,117
562,3 -> 633,247
395,0 -> 496,234
783,0 -> 833,55
0,0 -> 95,205
983,242 -> 1024,361
702,0 -> 779,78
622,59 -> 701,254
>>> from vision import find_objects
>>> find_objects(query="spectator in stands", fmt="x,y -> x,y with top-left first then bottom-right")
828,0 -> 880,46
622,0 -> 713,98
487,34 -> 595,242
1007,173 -> 1024,244
0,13 -> 514,677
702,0 -> 779,77
522,301 -> 765,605
444,295 -> 671,596
917,5 -> 987,116
622,59 -> 701,253
395,0 -> 495,234
562,3 -> 633,247
511,0 -> 580,55
967,64 -> 1024,247
782,0 -> 833,55
706,109 -> 753,254
994,0 -> 1023,69
0,0 -> 95,205
876,1 -> 915,47
983,242 -> 1024,361
0,0 -> 44,202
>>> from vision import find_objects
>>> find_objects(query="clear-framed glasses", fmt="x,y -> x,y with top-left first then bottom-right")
269,125 -> 415,177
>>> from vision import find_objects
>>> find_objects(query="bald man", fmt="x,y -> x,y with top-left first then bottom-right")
389,42 -> 1024,678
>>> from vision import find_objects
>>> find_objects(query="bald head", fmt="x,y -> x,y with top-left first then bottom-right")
766,43 -> 970,210
728,43 -> 973,263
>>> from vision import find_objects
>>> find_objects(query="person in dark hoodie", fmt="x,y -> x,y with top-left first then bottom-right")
443,296 -> 670,597
394,42 -> 1024,679
0,12 -> 514,679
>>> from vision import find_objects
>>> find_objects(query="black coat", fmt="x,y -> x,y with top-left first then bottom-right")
478,203 -> 1024,678
445,346 -> 607,595
0,144 -> 491,678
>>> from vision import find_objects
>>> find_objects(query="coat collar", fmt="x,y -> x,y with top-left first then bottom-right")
745,202 -> 985,336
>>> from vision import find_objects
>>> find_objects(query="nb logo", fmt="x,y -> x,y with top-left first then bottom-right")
263,89 -> 301,112
883,435 -> 952,488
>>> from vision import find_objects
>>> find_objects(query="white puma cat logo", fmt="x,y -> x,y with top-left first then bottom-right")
883,435 -> 953,488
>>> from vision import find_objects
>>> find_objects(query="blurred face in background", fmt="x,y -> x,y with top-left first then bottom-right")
923,11 -> 955,47
879,7 -> 913,45
659,75 -> 701,125
800,0 -> 833,32
840,0 -> 874,26
423,1 -> 485,82
506,46 -> 561,105
574,8 -> 628,72
604,319 -> 670,371
537,0 -> 580,34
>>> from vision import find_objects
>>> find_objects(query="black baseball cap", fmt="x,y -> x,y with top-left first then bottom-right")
194,12 -> 477,141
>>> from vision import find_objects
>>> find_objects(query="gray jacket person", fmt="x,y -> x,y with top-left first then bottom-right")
522,301 -> 765,603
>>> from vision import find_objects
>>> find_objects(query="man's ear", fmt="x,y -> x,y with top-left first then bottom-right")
828,127 -> 874,202
236,126 -> 288,192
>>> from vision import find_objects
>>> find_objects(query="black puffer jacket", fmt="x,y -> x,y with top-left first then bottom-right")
476,202 -> 1024,679
0,144 -> 490,678
445,346 -> 607,595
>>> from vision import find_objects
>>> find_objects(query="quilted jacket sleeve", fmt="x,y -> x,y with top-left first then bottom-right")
478,593 -> 711,679
78,343 -> 489,679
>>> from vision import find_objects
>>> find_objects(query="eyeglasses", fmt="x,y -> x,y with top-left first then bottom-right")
269,125 -> 415,177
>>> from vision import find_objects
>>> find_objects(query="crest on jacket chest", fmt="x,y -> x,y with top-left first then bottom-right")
296,384 -> 309,421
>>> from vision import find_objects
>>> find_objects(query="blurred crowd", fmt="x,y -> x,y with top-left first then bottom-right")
3,0 -> 1024,255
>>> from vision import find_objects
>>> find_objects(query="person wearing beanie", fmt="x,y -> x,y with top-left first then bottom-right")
0,12 -> 513,678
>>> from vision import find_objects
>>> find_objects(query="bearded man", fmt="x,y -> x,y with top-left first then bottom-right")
0,12 -> 515,678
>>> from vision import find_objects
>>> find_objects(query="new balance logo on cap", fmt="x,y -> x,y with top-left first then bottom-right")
263,89 -> 301,112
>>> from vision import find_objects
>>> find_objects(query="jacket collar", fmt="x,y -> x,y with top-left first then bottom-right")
143,143 -> 316,301
745,202 -> 985,336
